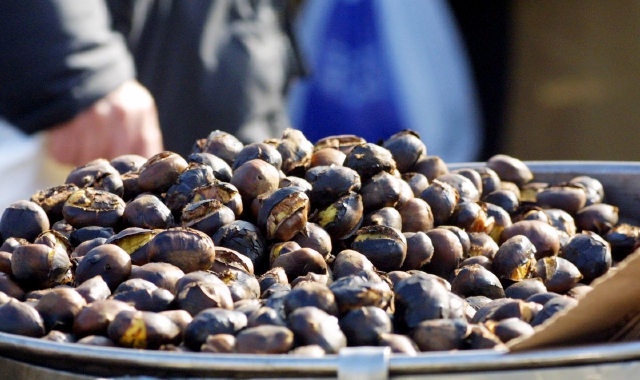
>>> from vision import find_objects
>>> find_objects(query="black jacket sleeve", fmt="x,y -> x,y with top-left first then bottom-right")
0,0 -> 135,134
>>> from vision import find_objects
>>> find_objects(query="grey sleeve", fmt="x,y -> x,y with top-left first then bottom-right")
0,0 -> 136,134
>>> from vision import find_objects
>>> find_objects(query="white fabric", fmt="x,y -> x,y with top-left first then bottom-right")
287,0 -> 482,163
0,120 -> 69,212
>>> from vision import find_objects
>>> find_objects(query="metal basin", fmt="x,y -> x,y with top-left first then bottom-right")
2,161 -> 640,379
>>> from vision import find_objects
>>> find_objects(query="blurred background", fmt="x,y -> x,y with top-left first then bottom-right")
290,0 -> 640,162
453,0 -> 640,162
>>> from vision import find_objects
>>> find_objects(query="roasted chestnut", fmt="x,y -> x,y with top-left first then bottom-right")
343,143 -> 396,181
62,188 -> 125,228
181,199 -> 235,237
190,181 -> 243,217
138,151 -> 189,194
123,194 -> 174,230
165,163 -> 216,216
11,243 -> 71,290
65,158 -> 124,197
286,306 -> 346,354
257,187 -> 310,242
560,231 -> 612,283
339,306 -> 392,346
75,244 -> 132,291
108,310 -> 181,349
500,220 -> 560,259
492,235 -> 537,283
196,130 -> 244,166
382,130 -> 426,174
451,264 -> 505,300
307,166 -> 360,209
536,184 -> 587,215
146,227 -> 216,273
350,225 -> 407,273
183,308 -> 248,351
187,152 -> 233,182
236,325 -> 295,354
312,192 -> 363,241
213,221 -> 267,273
0,200 -> 50,243
232,142 -> 283,171
411,156 -> 448,182
533,256 -> 583,293
420,179 -> 459,226
486,154 -> 533,187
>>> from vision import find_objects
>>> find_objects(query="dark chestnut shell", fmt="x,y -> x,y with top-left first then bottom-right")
62,188 -> 125,228
146,227 -> 216,273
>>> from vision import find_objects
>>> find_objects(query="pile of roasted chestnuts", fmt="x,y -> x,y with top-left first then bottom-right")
0,128 -> 633,355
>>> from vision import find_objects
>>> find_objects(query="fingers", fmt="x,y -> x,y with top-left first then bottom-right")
46,80 -> 163,167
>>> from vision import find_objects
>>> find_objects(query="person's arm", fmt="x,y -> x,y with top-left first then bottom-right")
0,0 -> 162,166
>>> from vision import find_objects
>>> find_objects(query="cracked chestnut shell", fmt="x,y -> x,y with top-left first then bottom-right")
108,309 -> 181,349
213,221 -> 267,274
147,227 -> 216,273
65,158 -> 124,197
268,128 -> 313,176
257,187 -> 309,242
492,235 -> 537,283
351,225 -> 407,272
313,134 -> 366,154
181,199 -> 235,237
500,220 -> 560,260
165,163 -> 216,216
11,243 -> 71,290
312,192 -> 363,241
437,173 -> 480,203
105,227 -> 157,266
30,184 -> 80,223
62,188 -> 125,228
533,256 -> 583,293
138,151 -> 189,194
191,181 -> 243,217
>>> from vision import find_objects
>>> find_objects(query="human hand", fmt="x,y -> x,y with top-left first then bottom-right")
46,79 -> 164,167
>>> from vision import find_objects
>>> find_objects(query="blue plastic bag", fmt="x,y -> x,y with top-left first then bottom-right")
288,0 -> 482,163
295,0 -> 404,144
